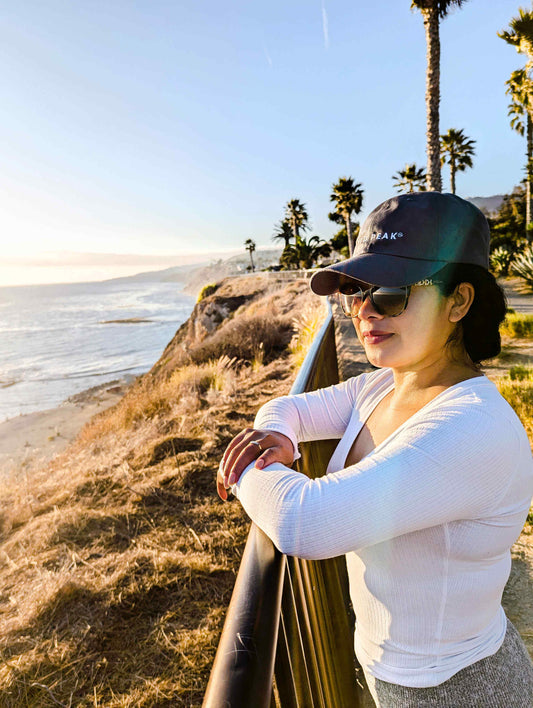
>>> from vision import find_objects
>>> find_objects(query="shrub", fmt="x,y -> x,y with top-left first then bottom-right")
508,365 -> 533,381
500,312 -> 533,338
188,313 -> 294,364
511,244 -> 533,287
197,283 -> 220,302
490,246 -> 514,277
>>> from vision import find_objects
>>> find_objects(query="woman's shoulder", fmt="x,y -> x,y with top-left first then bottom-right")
436,375 -> 515,413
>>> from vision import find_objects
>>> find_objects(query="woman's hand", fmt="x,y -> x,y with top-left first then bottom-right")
217,428 -> 295,501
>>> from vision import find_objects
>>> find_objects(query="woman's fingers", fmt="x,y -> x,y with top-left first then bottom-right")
217,459 -> 233,501
218,429 -> 295,499
217,477 -> 228,501
225,436 -> 267,485
254,443 -> 293,470
221,434 -> 248,484
221,428 -> 249,469
221,429 -> 260,477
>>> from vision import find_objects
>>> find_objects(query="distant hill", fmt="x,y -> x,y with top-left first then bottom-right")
103,262 -> 208,285
102,248 -> 284,291
467,195 -> 505,216
182,247 -> 283,296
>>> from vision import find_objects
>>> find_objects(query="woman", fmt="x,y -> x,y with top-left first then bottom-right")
217,192 -> 533,706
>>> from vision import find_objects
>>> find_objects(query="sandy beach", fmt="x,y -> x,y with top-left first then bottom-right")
0,377 -> 134,475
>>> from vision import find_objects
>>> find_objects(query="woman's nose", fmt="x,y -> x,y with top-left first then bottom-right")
357,293 -> 382,319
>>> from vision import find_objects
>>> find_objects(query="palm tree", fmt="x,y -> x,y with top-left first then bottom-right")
244,238 -> 256,272
329,222 -> 358,259
498,7 -> 533,61
439,128 -> 475,194
329,177 -> 364,255
500,8 -> 533,236
411,1 -> 468,192
505,69 -> 533,232
280,235 -> 331,270
284,199 -> 309,244
272,219 -> 293,248
392,163 -> 427,193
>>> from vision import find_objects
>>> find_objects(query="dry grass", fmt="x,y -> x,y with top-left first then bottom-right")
501,312 -> 533,339
80,357 -> 239,442
0,278 -> 321,707
494,366 -> 533,575
497,378 -> 533,439
289,299 -> 328,368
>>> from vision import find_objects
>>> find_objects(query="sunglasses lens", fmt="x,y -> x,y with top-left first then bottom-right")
338,291 -> 364,317
371,287 -> 409,316
337,287 -> 409,317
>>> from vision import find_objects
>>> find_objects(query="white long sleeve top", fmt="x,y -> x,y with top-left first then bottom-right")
231,368 -> 533,687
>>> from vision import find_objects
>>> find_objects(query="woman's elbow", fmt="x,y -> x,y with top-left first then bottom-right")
269,516 -> 330,560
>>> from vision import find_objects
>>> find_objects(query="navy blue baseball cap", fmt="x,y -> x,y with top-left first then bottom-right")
310,192 -> 491,295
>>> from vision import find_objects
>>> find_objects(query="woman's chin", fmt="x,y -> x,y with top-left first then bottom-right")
365,350 -> 388,368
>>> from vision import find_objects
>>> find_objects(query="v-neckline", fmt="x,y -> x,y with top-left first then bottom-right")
339,371 -> 489,470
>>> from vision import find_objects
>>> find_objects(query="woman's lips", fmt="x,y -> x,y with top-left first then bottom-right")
362,330 -> 394,345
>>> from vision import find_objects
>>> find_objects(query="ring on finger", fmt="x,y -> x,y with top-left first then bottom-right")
250,440 -> 264,452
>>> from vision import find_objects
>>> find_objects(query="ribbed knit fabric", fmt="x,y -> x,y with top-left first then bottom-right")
231,369 -> 533,688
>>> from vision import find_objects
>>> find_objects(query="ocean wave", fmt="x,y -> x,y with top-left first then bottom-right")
0,281 -> 194,420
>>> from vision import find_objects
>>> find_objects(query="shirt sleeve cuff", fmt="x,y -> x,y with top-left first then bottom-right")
229,460 -> 257,499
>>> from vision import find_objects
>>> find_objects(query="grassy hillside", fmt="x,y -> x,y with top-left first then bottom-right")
0,275 -> 324,707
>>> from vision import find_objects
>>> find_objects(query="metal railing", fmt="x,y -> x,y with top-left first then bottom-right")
203,308 -> 363,707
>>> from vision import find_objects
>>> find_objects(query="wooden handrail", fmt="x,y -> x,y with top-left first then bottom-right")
203,307 -> 362,707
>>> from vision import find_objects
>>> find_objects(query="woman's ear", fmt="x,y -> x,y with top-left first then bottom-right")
448,282 -> 475,323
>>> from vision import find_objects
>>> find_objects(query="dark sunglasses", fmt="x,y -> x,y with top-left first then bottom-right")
336,279 -> 442,318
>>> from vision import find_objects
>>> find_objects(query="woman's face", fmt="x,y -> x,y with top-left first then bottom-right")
352,284 -> 460,373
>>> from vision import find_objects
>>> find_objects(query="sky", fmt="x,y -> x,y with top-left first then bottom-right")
0,0 -> 529,286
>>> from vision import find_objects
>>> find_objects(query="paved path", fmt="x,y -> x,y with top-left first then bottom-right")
502,278 -> 533,314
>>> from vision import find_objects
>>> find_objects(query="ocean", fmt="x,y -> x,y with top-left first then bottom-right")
0,279 -> 195,422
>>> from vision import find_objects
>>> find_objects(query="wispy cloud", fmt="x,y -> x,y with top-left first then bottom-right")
263,44 -> 273,67
322,1 -> 329,50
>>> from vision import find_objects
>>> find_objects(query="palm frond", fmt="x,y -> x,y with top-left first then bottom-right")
392,163 -> 427,193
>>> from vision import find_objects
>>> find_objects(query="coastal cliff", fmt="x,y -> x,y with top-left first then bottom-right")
0,274 -> 324,707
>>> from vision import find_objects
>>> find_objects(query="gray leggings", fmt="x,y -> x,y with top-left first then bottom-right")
365,619 -> 533,707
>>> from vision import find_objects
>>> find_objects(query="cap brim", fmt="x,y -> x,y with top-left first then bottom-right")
310,254 -> 447,295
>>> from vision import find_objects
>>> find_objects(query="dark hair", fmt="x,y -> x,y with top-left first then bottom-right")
433,264 -> 507,365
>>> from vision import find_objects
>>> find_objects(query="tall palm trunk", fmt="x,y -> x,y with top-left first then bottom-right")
450,154 -> 456,195
291,218 -> 301,245
345,216 -> 354,255
422,6 -> 442,192
526,111 -> 533,241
